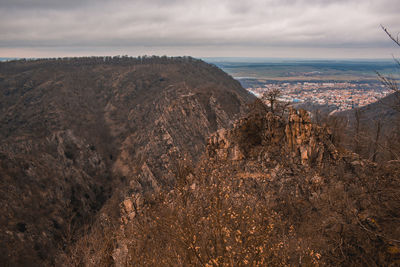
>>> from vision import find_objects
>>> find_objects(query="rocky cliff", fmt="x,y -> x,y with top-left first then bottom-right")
207,107 -> 338,167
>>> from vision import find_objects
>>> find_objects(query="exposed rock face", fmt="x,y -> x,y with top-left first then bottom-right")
285,108 -> 338,166
207,107 -> 338,167
0,57 -> 253,266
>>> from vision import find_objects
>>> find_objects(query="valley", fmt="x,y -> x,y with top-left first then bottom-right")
206,58 -> 398,111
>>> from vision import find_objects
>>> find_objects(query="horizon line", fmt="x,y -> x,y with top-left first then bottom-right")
1,56 -> 396,62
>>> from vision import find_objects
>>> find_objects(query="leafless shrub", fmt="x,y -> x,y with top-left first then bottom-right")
124,158 -> 319,266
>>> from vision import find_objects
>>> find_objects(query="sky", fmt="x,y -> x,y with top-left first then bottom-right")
0,0 -> 399,59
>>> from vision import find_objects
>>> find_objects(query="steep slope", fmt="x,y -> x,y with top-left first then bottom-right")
338,91 -> 400,161
0,57 -> 253,266
121,103 -> 400,266
340,91 -> 400,130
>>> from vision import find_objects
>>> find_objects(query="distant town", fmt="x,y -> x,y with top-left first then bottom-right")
239,79 -> 391,111
207,58 -> 398,112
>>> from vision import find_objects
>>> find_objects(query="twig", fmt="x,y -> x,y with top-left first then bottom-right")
381,25 -> 400,47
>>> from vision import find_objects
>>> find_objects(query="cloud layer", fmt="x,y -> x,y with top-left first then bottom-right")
1,0 -> 399,57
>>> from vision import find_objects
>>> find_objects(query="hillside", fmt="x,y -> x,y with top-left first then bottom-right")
117,103 -> 400,266
0,56 -> 253,266
338,91 -> 400,162
340,91 -> 399,128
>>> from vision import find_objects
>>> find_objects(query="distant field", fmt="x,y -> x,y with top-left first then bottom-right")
239,76 -> 380,82
0,58 -> 19,62
204,58 -> 399,81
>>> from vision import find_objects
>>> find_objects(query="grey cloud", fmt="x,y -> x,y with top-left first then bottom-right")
0,0 -> 399,57
0,0 -> 115,10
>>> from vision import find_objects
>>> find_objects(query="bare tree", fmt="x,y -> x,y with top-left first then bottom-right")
376,26 -> 400,161
371,119 -> 382,162
262,88 -> 281,113
382,25 -> 400,46
378,25 -> 400,112
353,108 -> 362,155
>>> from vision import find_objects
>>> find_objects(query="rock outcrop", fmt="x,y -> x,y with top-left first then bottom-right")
285,108 -> 338,166
207,107 -> 338,167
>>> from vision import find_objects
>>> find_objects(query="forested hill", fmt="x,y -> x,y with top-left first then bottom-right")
0,56 -> 253,266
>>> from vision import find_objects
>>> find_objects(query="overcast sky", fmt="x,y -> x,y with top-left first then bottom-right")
0,0 -> 399,58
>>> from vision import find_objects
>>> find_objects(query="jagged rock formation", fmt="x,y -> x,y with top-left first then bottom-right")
285,108 -> 339,166
0,56 -> 253,266
207,106 -> 338,167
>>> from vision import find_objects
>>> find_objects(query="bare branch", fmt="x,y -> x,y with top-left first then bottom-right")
381,24 -> 400,47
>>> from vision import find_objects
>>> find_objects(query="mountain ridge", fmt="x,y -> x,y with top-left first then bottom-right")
0,56 -> 253,266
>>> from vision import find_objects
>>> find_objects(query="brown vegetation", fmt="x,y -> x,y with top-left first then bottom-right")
102,102 -> 400,266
